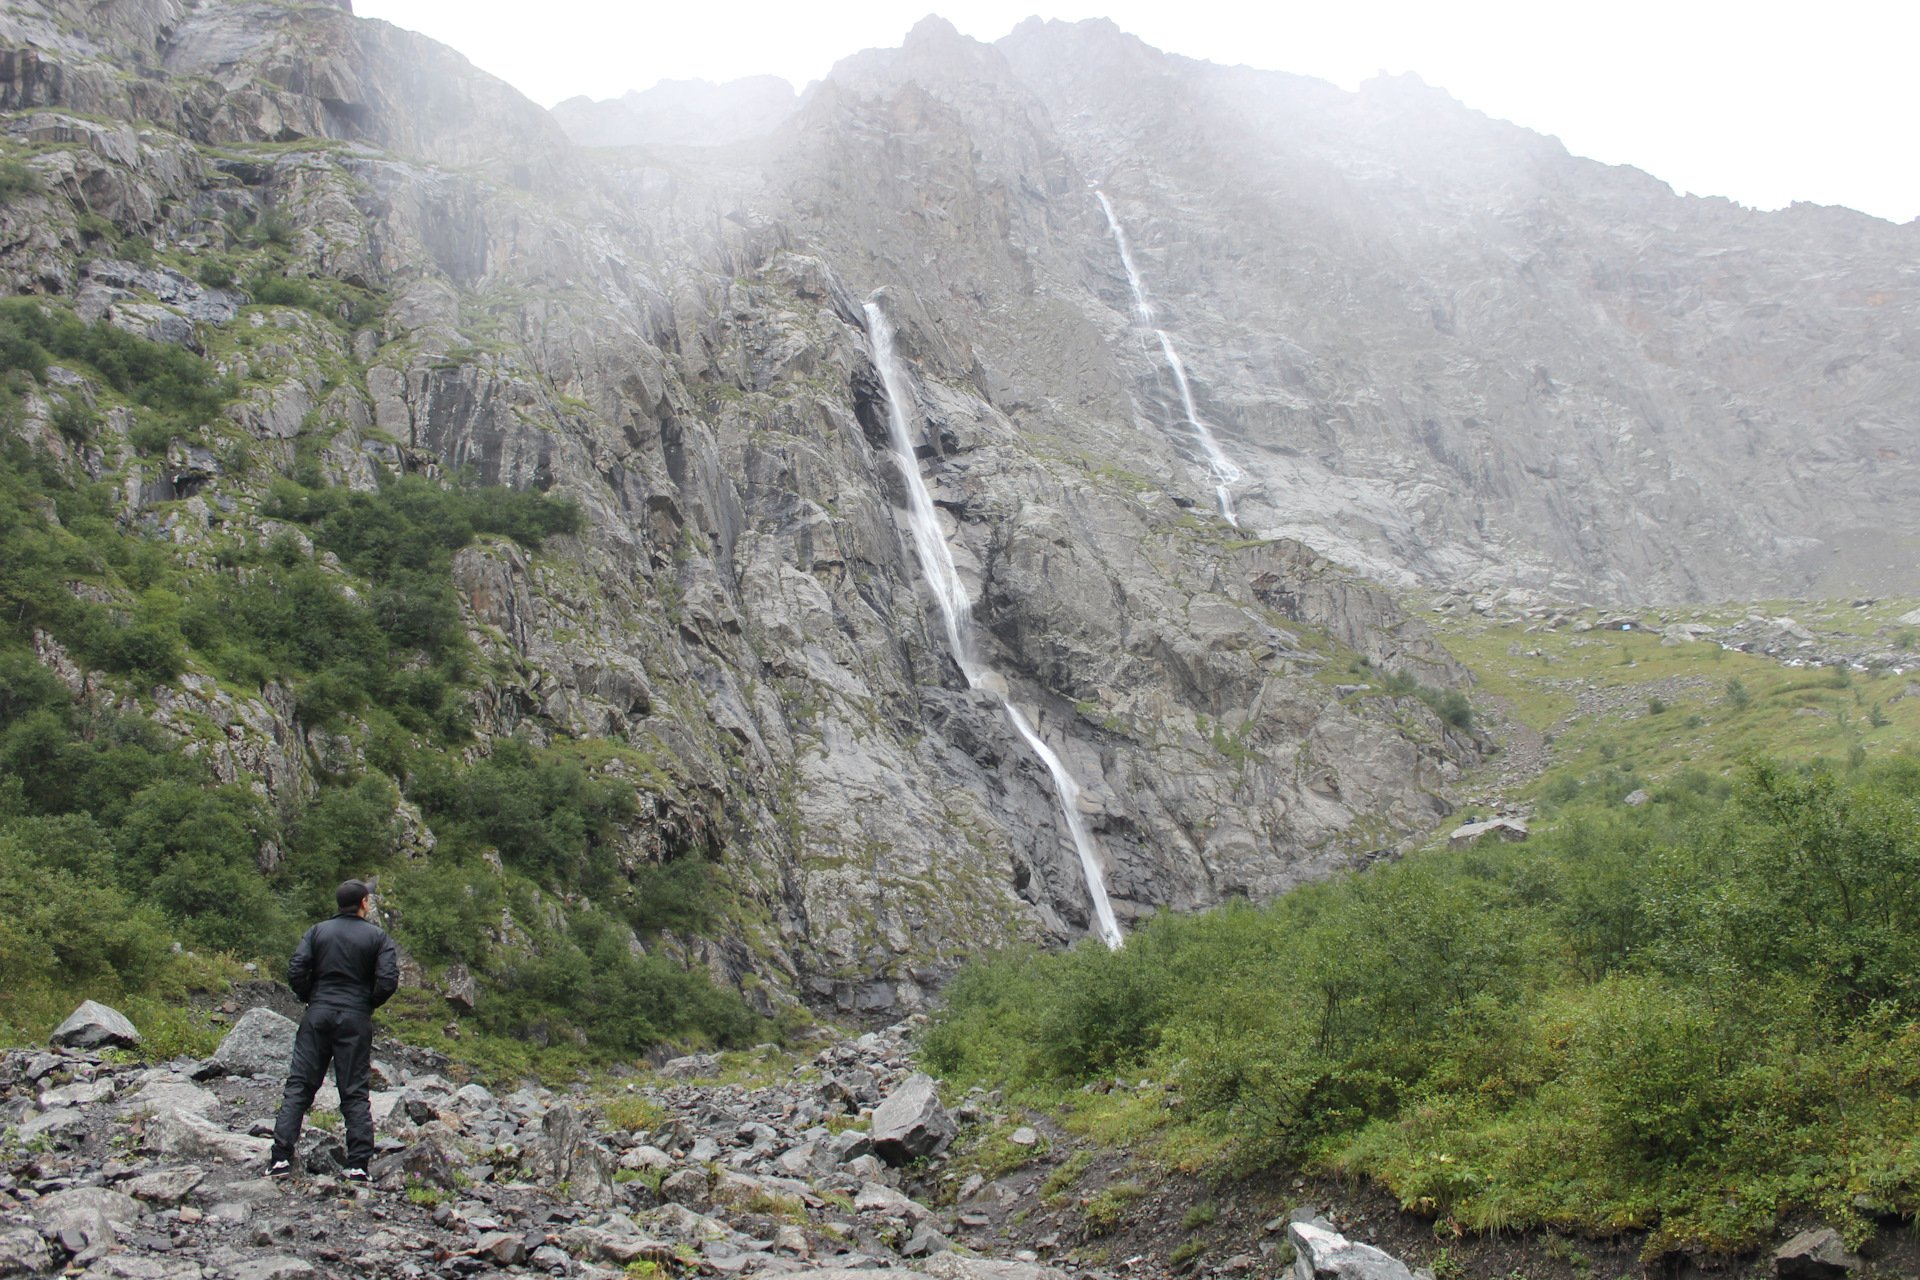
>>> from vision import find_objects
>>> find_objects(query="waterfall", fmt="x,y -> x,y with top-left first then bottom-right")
865,299 -> 1125,950
1095,190 -> 1244,526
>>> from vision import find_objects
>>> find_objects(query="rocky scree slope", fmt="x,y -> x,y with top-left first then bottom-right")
6,999 -> 1456,1280
0,0 -> 1478,1018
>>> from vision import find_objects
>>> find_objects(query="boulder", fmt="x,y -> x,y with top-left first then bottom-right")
539,1102 -> 617,1207
660,1167 -> 712,1206
1445,817 -> 1529,849
1775,1228 -> 1859,1280
1288,1221 -> 1418,1280
923,1259 -> 1073,1280
124,1167 -> 207,1206
369,1134 -> 463,1189
473,1233 -> 529,1266
210,1007 -> 300,1078
149,1108 -> 273,1164
225,1259 -> 322,1280
15,1106 -> 91,1147
50,1000 -> 141,1050
32,1186 -> 145,1253
870,1073 -> 955,1163
442,963 -> 478,1014
618,1144 -> 674,1173
855,1181 -> 931,1224
0,1229 -> 51,1276
73,1256 -> 204,1279
119,1077 -> 219,1118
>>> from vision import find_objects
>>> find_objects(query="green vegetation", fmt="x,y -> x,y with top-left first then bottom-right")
1436,609 -> 1920,791
926,754 -> 1920,1256
0,159 -> 41,203
0,298 -> 233,427
1081,1179 -> 1146,1234
601,1094 -> 669,1133
0,320 -> 753,1065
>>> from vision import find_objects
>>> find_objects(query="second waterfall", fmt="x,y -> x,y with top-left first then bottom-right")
1095,190 -> 1244,527
864,299 -> 1125,949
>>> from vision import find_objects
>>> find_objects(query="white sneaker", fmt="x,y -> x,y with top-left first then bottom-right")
268,1159 -> 293,1178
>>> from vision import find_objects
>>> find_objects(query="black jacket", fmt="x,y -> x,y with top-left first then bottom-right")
288,911 -> 399,1013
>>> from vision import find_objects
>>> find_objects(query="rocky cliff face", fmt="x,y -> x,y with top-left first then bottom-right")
567,16 -> 1920,606
12,0 -> 1903,1018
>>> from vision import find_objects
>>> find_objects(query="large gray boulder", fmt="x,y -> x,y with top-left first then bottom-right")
1289,1221 -> 1419,1280
869,1072 -> 956,1164
49,1000 -> 141,1050
149,1108 -> 272,1164
1775,1228 -> 1859,1280
210,1006 -> 300,1078
32,1186 -> 145,1253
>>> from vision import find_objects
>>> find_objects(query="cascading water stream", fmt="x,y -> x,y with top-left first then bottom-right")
865,299 -> 1125,950
1095,190 -> 1244,526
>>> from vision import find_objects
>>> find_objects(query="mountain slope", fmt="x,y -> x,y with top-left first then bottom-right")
0,0 -> 1480,1033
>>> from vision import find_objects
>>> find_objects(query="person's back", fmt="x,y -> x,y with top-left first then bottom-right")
270,879 -> 398,1179
291,911 -> 397,1013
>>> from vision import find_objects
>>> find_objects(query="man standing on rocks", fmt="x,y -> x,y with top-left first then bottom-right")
270,879 -> 399,1180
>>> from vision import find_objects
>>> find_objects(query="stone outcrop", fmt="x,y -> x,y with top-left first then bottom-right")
207,1008 -> 300,1080
1288,1220 -> 1420,1280
1775,1228 -> 1859,1280
0,1015 -> 1066,1278
48,1002 -> 141,1051
869,1073 -> 956,1165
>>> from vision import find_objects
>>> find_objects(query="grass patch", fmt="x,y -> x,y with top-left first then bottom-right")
1081,1180 -> 1146,1235
1040,1151 -> 1093,1204
601,1094 -> 668,1133
947,1120 -> 1048,1187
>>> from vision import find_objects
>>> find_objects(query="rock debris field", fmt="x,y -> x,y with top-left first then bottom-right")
0,1000 -> 1414,1280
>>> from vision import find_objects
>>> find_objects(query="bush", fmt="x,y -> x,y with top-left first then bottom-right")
0,159 -> 40,202
409,736 -> 633,888
927,753 -> 1920,1251
247,273 -> 329,314
0,299 -> 232,423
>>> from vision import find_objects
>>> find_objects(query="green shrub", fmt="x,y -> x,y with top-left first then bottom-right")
0,159 -> 40,202
0,300 -> 232,423
927,754 -> 1920,1252
247,273 -> 328,314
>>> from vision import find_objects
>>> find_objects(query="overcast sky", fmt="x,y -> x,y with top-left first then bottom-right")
352,0 -> 1918,225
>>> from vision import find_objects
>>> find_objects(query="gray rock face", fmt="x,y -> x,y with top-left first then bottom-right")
0,0 -> 1493,1005
869,1074 -> 956,1164
1288,1221 -> 1419,1280
210,1008 -> 299,1080
32,1185 -> 145,1252
1775,1228 -> 1859,1279
50,1000 -> 141,1050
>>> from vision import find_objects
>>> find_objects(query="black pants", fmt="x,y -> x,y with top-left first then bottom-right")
270,1003 -> 374,1168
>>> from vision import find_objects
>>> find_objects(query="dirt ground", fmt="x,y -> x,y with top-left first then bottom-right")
914,1106 -> 1920,1280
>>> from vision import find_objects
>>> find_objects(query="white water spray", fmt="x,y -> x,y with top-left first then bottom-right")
866,299 -> 1124,949
1095,190 -> 1244,526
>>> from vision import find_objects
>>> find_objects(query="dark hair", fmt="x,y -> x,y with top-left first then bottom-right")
336,880 -> 371,912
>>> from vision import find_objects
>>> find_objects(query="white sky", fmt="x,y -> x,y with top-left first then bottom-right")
352,0 -> 1918,224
